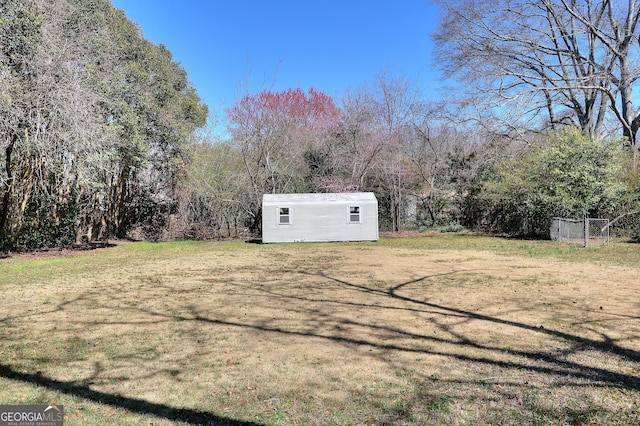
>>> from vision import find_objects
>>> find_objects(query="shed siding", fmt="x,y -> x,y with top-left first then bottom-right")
262,193 -> 378,243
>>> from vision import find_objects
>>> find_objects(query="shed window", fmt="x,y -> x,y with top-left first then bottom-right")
278,207 -> 291,224
349,206 -> 361,223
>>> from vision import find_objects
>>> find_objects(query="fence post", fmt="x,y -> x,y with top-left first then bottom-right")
584,217 -> 589,248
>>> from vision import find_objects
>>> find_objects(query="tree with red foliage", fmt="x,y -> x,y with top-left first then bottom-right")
226,88 -> 339,231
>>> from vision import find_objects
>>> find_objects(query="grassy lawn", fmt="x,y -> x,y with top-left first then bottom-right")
0,234 -> 639,425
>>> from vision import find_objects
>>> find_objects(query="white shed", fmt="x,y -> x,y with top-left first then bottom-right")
262,192 -> 379,243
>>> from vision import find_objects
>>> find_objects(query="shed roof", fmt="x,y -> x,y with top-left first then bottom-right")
263,192 -> 376,204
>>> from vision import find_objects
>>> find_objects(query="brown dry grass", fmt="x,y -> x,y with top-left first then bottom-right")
0,235 -> 639,425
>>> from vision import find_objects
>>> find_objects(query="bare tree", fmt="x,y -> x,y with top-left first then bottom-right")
404,112 -> 455,226
433,0 -> 640,153
329,88 -> 385,192
369,71 -> 419,232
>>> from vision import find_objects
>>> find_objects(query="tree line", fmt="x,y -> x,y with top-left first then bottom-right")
2,0 -> 639,250
189,80 -> 637,240
1,0 -> 207,249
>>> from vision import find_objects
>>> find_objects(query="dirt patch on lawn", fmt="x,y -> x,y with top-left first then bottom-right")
1,241 -> 639,425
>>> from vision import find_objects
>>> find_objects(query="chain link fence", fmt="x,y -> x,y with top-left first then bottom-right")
550,217 -> 609,247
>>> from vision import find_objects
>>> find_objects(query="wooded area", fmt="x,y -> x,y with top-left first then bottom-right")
0,0 -> 207,249
2,0 -> 639,250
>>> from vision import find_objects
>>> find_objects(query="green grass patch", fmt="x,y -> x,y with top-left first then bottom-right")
378,233 -> 640,266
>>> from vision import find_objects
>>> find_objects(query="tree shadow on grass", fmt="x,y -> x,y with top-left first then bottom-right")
181,266 -> 640,424
194,268 -> 640,390
2,259 -> 638,424
280,268 -> 639,422
0,363 -> 263,426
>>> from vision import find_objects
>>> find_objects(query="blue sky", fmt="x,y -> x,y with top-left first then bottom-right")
110,0 -> 442,116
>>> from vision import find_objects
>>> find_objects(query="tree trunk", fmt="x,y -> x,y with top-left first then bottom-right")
0,134 -> 17,239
